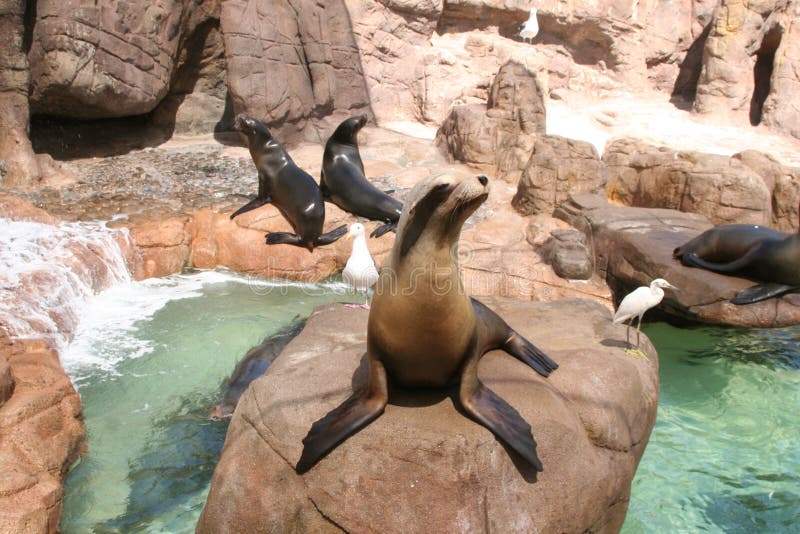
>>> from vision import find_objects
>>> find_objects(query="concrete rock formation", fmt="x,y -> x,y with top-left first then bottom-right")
557,193 -> 800,327
512,135 -> 607,216
0,330 -> 85,534
198,298 -> 659,533
436,59 -> 546,182
541,228 -> 594,280
604,138 -> 772,226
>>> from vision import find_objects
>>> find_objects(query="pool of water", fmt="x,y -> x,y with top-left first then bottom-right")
58,272 -> 800,532
59,270 -> 349,533
622,323 -> 800,533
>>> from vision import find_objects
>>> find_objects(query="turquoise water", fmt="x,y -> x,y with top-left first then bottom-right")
622,323 -> 800,533
58,272 -> 800,532
59,271 -> 349,533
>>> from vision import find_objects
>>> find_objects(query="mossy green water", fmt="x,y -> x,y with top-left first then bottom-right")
59,272 -> 800,532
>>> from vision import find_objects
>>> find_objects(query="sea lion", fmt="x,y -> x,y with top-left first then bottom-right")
230,114 -> 347,251
673,222 -> 800,304
296,170 -> 558,474
209,319 -> 306,421
320,114 -> 403,238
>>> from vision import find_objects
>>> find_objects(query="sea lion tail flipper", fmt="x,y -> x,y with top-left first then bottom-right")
731,283 -> 797,305
230,196 -> 272,219
369,222 -> 396,238
459,360 -> 543,472
296,354 -> 388,473
315,225 -> 348,246
504,332 -> 558,377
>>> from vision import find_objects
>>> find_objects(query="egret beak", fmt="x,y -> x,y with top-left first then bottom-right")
668,283 -> 681,291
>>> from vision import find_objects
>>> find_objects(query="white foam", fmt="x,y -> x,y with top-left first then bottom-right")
0,218 -> 132,349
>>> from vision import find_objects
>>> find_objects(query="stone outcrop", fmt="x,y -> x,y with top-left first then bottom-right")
0,330 -> 85,534
540,229 -> 594,280
198,298 -> 659,533
221,0 -> 371,141
694,0 -> 800,136
512,135 -> 607,216
436,59 -> 546,182
557,193 -> 800,327
733,149 -> 800,232
604,138 -> 772,226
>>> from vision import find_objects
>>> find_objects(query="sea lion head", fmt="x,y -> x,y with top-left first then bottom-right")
330,114 -> 368,144
234,114 -> 273,142
394,169 -> 489,259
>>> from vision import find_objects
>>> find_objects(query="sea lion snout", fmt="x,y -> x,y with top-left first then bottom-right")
477,175 -> 488,186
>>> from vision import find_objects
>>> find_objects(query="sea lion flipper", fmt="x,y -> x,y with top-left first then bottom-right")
265,232 -> 302,246
315,224 -> 348,246
459,358 -> 543,472
471,298 -> 557,377
503,332 -> 558,377
731,283 -> 798,305
230,196 -> 273,219
297,353 -> 388,473
369,222 -> 396,238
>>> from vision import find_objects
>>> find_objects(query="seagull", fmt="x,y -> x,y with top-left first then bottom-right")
519,8 -> 539,43
613,278 -> 679,352
343,223 -> 379,309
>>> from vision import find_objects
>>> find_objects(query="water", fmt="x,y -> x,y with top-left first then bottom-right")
0,217 -> 131,350
622,323 -> 800,533
59,270 -> 349,533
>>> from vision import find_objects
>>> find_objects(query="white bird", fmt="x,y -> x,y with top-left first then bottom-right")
519,8 -> 539,43
613,278 -> 679,348
343,223 -> 379,309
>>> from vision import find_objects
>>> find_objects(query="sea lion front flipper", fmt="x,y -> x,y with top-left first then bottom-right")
296,352 -> 388,473
731,283 -> 798,305
265,232 -> 303,246
458,354 -> 543,472
471,298 -> 558,377
369,222 -> 396,238
230,196 -> 273,220
315,224 -> 348,246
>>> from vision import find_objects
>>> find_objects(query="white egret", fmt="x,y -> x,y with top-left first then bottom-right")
343,223 -> 379,309
613,278 -> 679,349
519,8 -> 539,43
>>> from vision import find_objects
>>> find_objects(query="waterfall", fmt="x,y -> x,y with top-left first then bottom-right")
0,217 -> 134,351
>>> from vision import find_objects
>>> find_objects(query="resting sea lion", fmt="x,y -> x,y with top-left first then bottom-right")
296,170 -> 558,474
230,114 -> 346,251
673,221 -> 800,304
321,114 -> 403,238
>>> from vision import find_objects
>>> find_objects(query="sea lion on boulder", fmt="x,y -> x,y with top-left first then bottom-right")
296,170 -> 558,474
674,221 -> 800,304
320,114 -> 403,238
231,114 -> 346,251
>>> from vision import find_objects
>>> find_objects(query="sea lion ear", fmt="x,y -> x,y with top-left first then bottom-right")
400,183 -> 451,257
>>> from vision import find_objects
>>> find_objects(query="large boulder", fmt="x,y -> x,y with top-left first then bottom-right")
604,138 -> 772,226
221,0 -> 371,141
733,149 -> 800,233
556,193 -> 800,327
436,59 -> 546,182
198,298 -> 659,533
512,135 -> 607,216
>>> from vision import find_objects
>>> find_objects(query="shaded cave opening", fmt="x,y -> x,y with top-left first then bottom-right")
749,25 -> 782,126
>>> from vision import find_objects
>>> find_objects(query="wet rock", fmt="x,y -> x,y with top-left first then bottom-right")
436,59 -> 546,182
512,135 -> 606,216
541,229 -> 594,280
198,298 -> 658,533
556,193 -> 800,327
604,138 -> 772,226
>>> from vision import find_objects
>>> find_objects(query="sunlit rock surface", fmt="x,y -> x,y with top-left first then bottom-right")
198,299 -> 658,533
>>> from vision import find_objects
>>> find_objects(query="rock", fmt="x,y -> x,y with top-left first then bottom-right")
0,329 -> 85,534
221,0 -> 370,142
541,229 -> 594,280
604,138 -> 772,226
128,216 -> 191,280
556,193 -> 800,327
733,150 -> 800,233
761,10 -> 800,139
0,355 -> 13,407
436,59 -> 546,182
198,298 -> 659,533
512,135 -> 607,216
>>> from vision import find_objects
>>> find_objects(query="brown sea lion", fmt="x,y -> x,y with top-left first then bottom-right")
296,170 -> 558,473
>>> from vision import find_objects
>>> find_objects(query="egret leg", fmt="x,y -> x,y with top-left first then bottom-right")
636,314 -> 643,347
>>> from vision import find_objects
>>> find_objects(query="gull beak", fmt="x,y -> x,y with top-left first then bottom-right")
345,232 -> 353,241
